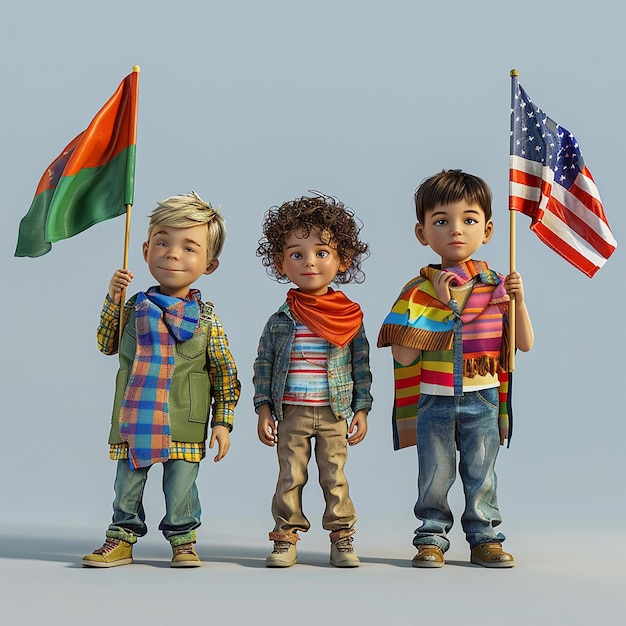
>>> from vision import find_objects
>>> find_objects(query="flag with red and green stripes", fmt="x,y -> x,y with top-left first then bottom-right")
15,68 -> 139,257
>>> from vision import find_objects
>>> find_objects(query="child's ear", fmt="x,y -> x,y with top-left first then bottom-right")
273,257 -> 284,276
482,220 -> 494,244
415,223 -> 429,246
204,258 -> 220,275
142,241 -> 149,261
338,251 -> 353,274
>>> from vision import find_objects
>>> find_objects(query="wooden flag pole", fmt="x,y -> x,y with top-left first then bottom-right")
118,202 -> 132,345
508,68 -> 519,372
122,202 -> 133,269
119,65 -> 140,345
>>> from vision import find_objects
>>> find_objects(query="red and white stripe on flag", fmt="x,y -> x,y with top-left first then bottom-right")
509,155 -> 616,277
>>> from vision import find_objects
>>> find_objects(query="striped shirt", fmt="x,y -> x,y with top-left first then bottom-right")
283,324 -> 329,406
419,348 -> 499,396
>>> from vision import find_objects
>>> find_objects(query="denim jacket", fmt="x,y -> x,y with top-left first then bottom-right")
253,303 -> 373,421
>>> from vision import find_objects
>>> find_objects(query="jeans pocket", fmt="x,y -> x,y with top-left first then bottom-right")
475,387 -> 498,409
417,393 -> 437,412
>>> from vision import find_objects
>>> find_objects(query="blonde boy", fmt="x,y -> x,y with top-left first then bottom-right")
83,191 -> 240,568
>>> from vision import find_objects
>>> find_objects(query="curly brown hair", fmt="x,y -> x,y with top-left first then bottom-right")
257,193 -> 369,284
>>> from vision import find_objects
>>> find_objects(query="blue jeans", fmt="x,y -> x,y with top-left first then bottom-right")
106,459 -> 201,546
413,388 -> 505,551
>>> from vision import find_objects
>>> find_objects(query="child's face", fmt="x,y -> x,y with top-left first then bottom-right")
274,228 -> 346,296
415,200 -> 493,268
143,224 -> 218,298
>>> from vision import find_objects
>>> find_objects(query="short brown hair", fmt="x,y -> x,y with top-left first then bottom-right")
414,170 -> 492,224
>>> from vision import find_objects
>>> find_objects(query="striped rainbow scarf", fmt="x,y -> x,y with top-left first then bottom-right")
377,260 -> 512,450
119,288 -> 201,469
378,260 -> 509,372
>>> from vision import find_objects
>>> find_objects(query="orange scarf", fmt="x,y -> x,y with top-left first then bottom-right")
286,288 -> 363,348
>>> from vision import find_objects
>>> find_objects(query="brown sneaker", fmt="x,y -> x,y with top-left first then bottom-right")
412,544 -> 444,568
82,538 -> 133,568
470,542 -> 515,568
171,542 -> 201,568
330,536 -> 360,568
266,532 -> 298,568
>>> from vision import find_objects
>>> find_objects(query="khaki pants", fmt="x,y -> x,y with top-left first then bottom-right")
271,404 -> 356,540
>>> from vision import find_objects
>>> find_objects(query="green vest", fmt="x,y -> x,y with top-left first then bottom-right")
108,300 -> 213,444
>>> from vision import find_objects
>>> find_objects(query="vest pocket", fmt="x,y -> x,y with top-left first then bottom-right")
187,371 -> 210,423
176,333 -> 208,360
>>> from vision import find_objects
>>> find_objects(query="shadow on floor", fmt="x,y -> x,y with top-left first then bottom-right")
0,532 -> 412,569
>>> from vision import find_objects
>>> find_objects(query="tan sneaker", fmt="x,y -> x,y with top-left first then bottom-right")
171,542 -> 201,568
266,532 -> 298,568
82,538 -> 133,568
470,542 -> 515,568
412,544 -> 444,568
330,536 -> 360,568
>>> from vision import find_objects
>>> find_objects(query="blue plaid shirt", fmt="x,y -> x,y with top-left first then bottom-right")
253,303 -> 373,421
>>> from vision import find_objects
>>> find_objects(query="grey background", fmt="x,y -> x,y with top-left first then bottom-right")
2,0 -> 624,623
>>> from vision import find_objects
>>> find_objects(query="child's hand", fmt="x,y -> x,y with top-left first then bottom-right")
209,425 -> 230,461
347,410 -> 368,446
433,270 -> 457,305
257,406 -> 277,446
108,269 -> 134,304
504,271 -> 534,352
504,271 -> 525,303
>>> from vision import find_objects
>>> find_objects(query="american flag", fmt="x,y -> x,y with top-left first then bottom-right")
509,78 -> 616,277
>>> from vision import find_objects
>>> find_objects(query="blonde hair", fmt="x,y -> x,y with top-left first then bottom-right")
147,191 -> 226,259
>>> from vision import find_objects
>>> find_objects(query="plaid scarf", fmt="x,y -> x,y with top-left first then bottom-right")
119,288 -> 202,469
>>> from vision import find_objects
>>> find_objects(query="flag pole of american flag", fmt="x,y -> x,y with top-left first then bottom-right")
509,70 -> 616,277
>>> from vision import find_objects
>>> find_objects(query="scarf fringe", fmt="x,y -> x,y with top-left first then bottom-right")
377,324 -> 453,352
463,355 -> 501,377
380,314 -> 511,375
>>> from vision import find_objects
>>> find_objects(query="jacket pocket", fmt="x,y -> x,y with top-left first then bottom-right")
329,363 -> 354,416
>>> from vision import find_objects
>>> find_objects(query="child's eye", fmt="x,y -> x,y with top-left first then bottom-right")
155,241 -> 167,247
317,250 -> 329,258
184,247 -> 196,253
434,219 -> 447,226
465,218 -> 478,225
290,252 -> 302,260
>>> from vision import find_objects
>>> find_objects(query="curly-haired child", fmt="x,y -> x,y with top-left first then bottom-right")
253,193 -> 373,568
